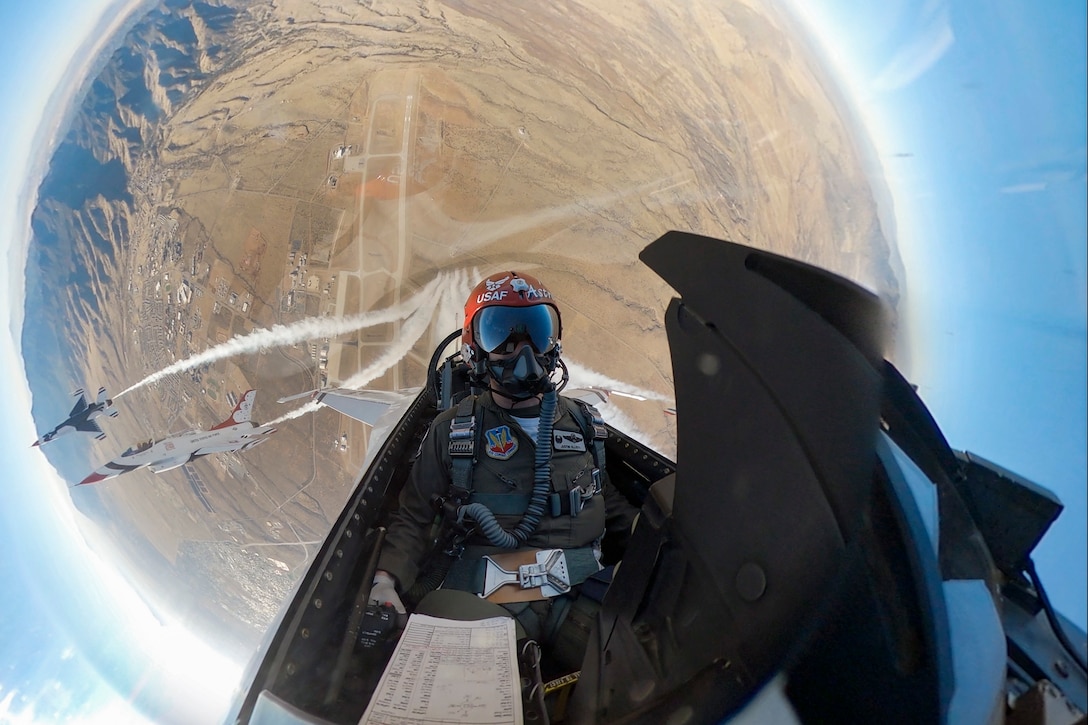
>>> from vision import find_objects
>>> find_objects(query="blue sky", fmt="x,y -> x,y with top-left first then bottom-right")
0,0 -> 140,721
0,1 -> 241,722
0,0 -> 1084,720
791,0 -> 1086,627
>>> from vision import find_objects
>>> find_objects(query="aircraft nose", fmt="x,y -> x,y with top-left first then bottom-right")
78,472 -> 108,486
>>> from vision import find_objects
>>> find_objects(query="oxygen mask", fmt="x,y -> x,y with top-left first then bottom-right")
487,343 -> 556,401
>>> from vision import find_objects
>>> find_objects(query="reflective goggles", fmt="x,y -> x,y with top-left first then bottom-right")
473,304 -> 560,355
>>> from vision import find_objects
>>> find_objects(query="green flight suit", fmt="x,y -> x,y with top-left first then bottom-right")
377,391 -> 637,594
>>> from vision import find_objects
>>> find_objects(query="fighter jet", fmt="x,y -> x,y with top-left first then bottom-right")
77,389 -> 276,485
32,386 -> 118,447
230,232 -> 1086,725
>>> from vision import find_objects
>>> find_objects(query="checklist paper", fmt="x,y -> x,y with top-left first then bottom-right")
359,614 -> 523,724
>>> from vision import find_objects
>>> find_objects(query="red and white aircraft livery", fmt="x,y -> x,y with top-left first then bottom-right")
32,386 -> 118,447
78,389 -> 276,485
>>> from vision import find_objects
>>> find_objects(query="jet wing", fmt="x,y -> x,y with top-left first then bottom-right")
67,389 -> 89,418
191,424 -> 276,458
563,387 -> 610,407
308,388 -> 418,426
302,387 -> 599,428
299,385 -> 608,459
147,453 -> 193,473
75,418 -> 107,441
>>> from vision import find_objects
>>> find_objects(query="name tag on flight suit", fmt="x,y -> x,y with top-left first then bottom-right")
552,430 -> 586,452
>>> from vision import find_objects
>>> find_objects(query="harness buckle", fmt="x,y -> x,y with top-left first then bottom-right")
448,417 -> 475,457
480,548 -> 571,599
449,439 -> 474,456
567,470 -> 603,517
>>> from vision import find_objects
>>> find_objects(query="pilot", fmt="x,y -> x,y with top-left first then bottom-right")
370,270 -> 638,670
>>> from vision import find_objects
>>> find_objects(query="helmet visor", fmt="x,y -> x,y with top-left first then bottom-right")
474,304 -> 560,355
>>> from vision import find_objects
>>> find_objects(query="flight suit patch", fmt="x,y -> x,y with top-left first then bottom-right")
485,425 -> 518,459
552,430 -> 586,452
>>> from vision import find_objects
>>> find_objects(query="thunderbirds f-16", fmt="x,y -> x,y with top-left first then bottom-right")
230,233 -> 1086,725
77,389 -> 276,485
32,386 -> 118,447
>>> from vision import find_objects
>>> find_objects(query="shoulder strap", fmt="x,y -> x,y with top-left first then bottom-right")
565,397 -> 607,470
448,395 -> 478,499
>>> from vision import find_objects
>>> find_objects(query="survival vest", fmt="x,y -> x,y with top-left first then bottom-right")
446,394 -> 608,518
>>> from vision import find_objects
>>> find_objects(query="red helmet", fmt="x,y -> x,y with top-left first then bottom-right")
462,271 -> 562,360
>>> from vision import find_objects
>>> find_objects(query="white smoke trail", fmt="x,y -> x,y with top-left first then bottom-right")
432,267 -> 476,346
595,399 -> 656,450
563,358 -> 673,404
267,272 -> 458,426
116,276 -> 445,398
339,288 -> 443,390
430,175 -> 693,259
265,400 -> 321,427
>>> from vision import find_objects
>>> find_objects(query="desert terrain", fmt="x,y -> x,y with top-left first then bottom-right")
47,0 -> 897,640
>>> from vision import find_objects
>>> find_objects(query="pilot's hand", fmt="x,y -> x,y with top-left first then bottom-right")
369,570 -> 406,615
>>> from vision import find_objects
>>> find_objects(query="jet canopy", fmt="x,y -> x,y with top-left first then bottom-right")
121,439 -> 156,457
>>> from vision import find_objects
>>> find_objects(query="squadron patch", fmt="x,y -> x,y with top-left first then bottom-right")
485,425 -> 519,459
552,430 -> 586,452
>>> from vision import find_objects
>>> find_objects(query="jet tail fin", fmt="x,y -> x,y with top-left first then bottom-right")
212,389 -> 257,429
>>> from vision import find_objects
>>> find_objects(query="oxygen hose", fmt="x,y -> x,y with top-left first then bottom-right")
457,388 -> 556,548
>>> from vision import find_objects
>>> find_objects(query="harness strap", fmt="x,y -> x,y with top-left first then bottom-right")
568,398 -> 607,472
448,395 -> 478,498
468,490 -> 597,517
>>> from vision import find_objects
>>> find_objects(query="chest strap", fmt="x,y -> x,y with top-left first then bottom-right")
468,478 -> 601,518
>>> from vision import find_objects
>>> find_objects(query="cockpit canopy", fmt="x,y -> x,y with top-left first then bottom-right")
121,439 -> 156,457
